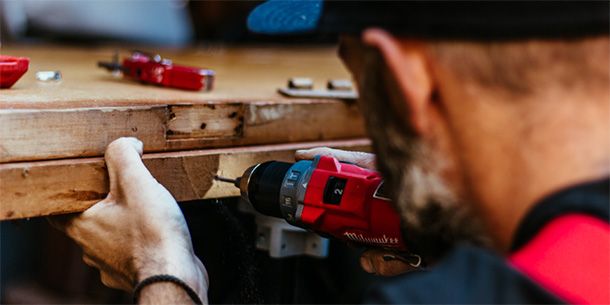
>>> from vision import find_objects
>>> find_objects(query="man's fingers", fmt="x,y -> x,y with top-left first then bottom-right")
360,250 -> 418,276
47,213 -> 78,233
86,253 -> 133,291
100,271 -> 129,291
48,199 -> 115,251
82,254 -> 99,268
295,147 -> 376,169
104,137 -> 158,200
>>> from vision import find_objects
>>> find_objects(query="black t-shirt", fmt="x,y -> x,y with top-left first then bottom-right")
364,178 -> 609,304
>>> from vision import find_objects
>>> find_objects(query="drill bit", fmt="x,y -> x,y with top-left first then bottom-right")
214,175 -> 238,184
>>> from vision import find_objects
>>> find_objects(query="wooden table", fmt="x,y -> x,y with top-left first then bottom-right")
0,45 -> 368,220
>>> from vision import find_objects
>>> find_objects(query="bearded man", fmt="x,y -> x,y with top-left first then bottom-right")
52,1 -> 609,304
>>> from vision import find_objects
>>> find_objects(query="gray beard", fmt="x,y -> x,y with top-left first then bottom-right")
357,50 -> 490,258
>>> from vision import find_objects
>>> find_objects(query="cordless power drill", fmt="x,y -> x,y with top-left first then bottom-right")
216,155 -> 411,255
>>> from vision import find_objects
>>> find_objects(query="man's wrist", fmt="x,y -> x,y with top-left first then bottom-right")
135,275 -> 204,304
135,248 -> 208,302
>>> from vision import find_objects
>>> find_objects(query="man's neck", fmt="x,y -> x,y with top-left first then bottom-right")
469,93 -> 610,253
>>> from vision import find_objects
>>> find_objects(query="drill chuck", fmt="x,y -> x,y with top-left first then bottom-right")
238,159 -> 316,224
241,161 -> 292,218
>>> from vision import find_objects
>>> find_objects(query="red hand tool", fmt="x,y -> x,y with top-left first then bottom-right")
98,51 -> 215,91
217,156 -> 408,251
0,55 -> 29,89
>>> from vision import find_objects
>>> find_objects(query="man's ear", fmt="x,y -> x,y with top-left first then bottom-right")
362,28 -> 435,135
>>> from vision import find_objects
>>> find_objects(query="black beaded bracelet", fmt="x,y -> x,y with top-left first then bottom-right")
133,274 -> 203,304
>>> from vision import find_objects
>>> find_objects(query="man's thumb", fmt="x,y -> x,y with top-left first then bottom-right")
104,137 -> 153,197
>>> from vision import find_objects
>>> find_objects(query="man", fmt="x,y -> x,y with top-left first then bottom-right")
52,1 -> 609,304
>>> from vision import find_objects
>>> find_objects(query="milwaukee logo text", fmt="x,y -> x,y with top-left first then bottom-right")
343,232 -> 399,245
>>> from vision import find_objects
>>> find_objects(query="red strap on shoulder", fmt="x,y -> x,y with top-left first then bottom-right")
509,214 -> 609,304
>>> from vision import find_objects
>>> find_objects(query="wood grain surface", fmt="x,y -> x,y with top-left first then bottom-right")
0,139 -> 371,220
0,46 -> 366,162
1,45 -> 351,108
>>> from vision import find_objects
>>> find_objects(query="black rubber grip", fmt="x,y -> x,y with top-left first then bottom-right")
248,161 -> 292,218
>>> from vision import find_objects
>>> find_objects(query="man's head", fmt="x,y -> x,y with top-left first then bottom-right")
338,31 -> 609,255
249,1 -> 610,256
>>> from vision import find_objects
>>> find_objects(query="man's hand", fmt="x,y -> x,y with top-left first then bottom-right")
295,147 -> 418,276
49,137 -> 208,303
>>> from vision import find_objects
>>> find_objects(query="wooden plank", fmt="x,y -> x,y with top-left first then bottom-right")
0,106 -> 168,162
0,139 -> 371,220
0,101 -> 364,162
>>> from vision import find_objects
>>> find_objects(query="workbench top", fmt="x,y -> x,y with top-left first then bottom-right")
0,45 -> 369,221
1,45 -> 350,108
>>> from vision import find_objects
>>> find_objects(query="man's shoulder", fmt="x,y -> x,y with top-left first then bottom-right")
364,245 -> 564,304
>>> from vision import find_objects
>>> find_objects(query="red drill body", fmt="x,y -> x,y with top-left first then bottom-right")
230,155 -> 406,251
301,156 -> 406,250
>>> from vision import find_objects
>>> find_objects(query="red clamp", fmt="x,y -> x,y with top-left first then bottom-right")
98,51 -> 215,91
0,55 -> 29,89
